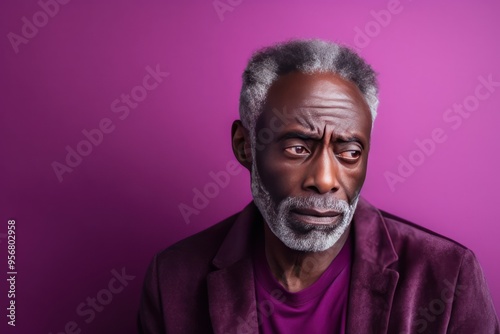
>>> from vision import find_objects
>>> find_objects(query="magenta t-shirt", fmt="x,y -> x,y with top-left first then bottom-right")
252,234 -> 352,334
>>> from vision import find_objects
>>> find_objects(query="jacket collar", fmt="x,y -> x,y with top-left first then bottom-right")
211,201 -> 262,269
346,197 -> 399,333
207,198 -> 400,334
208,202 -> 262,334
352,197 -> 399,267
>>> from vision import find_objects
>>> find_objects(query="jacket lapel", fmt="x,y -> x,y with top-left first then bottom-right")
346,198 -> 400,334
207,202 -> 262,334
207,258 -> 257,334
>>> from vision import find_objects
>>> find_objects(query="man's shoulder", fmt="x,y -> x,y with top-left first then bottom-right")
356,197 -> 471,269
381,209 -> 467,250
375,207 -> 471,270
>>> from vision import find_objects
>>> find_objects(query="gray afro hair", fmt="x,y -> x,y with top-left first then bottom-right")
239,39 -> 379,135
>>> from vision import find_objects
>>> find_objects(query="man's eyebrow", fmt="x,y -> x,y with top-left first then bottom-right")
277,131 -> 321,141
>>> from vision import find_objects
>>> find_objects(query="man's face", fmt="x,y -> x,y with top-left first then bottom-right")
250,71 -> 372,252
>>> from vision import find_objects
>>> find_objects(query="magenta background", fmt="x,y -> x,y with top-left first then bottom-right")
1,0 -> 500,332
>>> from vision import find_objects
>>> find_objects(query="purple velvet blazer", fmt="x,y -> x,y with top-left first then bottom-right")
138,198 -> 499,333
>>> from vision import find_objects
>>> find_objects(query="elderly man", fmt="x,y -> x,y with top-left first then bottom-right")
138,39 -> 499,333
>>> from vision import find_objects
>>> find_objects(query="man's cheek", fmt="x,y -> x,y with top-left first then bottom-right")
343,169 -> 366,199
263,173 -> 288,196
262,168 -> 294,197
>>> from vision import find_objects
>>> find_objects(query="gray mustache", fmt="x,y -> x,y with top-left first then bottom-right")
282,196 -> 350,213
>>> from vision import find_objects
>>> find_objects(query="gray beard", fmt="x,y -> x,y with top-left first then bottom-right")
250,152 -> 359,252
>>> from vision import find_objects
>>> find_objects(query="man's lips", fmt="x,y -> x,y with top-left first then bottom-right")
291,208 -> 342,225
292,208 -> 341,217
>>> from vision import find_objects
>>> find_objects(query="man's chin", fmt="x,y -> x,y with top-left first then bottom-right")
280,236 -> 336,252
270,223 -> 343,252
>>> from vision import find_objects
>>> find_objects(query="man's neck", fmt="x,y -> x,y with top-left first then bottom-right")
263,223 -> 350,293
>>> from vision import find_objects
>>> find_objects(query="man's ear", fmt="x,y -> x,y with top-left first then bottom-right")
231,120 -> 253,170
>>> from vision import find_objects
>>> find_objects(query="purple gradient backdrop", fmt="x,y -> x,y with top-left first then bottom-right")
1,0 -> 499,332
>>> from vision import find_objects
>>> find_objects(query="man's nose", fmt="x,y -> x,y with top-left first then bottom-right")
303,149 -> 340,194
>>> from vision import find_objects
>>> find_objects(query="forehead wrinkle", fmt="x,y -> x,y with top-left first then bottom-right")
287,109 -> 366,140
306,86 -> 355,102
301,96 -> 359,109
294,107 -> 358,125
291,109 -> 318,132
293,107 -> 346,123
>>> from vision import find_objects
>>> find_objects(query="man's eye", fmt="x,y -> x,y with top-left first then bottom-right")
285,145 -> 310,156
336,150 -> 361,162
